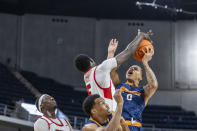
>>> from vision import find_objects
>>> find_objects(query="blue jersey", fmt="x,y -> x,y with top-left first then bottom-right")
117,81 -> 145,123
85,115 -> 112,127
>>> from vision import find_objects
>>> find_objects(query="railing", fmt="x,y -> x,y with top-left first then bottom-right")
0,103 -> 15,116
68,115 -> 88,129
0,102 -> 37,122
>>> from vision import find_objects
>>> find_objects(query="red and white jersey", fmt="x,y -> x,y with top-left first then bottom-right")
34,115 -> 72,131
84,58 -> 117,111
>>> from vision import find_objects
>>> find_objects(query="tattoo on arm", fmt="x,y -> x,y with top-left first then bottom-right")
143,62 -> 158,89
143,62 -> 158,105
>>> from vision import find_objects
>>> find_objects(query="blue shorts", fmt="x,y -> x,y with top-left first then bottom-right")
128,125 -> 144,131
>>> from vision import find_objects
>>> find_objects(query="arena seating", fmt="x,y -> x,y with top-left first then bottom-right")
0,63 -> 36,105
143,105 -> 197,129
20,70 -> 87,117
0,63 -> 196,130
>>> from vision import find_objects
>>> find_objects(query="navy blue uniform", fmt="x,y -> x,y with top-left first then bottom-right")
117,81 -> 145,131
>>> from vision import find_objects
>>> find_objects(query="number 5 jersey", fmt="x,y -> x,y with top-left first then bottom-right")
84,58 -> 117,111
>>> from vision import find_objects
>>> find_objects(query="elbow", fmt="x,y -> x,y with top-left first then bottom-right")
149,81 -> 158,90
152,82 -> 158,90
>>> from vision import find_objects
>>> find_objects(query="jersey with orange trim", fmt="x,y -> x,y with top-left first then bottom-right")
34,115 -> 72,131
85,115 -> 112,128
116,81 -> 145,124
84,58 -> 117,111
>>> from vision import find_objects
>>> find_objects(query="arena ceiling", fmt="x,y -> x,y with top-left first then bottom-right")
0,0 -> 197,20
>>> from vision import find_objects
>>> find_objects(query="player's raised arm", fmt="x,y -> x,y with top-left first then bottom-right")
142,47 -> 158,105
107,39 -> 118,59
104,89 -> 124,131
115,30 -> 152,67
98,30 -> 152,73
106,38 -> 121,87
96,39 -> 119,73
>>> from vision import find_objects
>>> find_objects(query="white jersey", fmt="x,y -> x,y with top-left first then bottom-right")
34,115 -> 72,131
84,58 -> 117,111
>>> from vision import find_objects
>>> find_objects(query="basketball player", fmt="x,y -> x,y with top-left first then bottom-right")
110,47 -> 158,131
74,30 -> 153,111
34,94 -> 72,131
82,89 -> 129,131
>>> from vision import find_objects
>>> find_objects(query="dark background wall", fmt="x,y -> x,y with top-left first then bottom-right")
0,13 -> 18,68
20,14 -> 96,88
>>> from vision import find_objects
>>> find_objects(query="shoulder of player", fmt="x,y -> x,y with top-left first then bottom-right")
116,82 -> 125,89
34,117 -> 48,125
101,58 -> 115,63
82,123 -> 98,131
34,118 -> 49,130
98,58 -> 116,69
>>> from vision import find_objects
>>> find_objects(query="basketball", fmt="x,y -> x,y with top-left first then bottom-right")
133,39 -> 154,61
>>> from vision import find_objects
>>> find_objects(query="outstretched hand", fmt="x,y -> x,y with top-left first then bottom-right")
142,47 -> 154,64
108,39 -> 118,54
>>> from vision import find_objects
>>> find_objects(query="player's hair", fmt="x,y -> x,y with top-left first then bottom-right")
83,94 -> 100,117
74,54 -> 92,72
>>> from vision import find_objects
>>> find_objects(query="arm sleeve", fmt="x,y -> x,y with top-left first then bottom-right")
34,119 -> 49,131
97,58 -> 117,72
94,58 -> 117,89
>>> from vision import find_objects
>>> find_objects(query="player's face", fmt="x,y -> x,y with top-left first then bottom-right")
126,65 -> 142,81
42,95 -> 57,110
93,97 -> 110,117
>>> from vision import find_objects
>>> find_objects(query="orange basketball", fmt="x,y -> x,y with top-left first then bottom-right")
133,40 -> 154,61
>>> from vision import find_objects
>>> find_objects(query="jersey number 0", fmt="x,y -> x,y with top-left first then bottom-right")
127,94 -> 132,101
